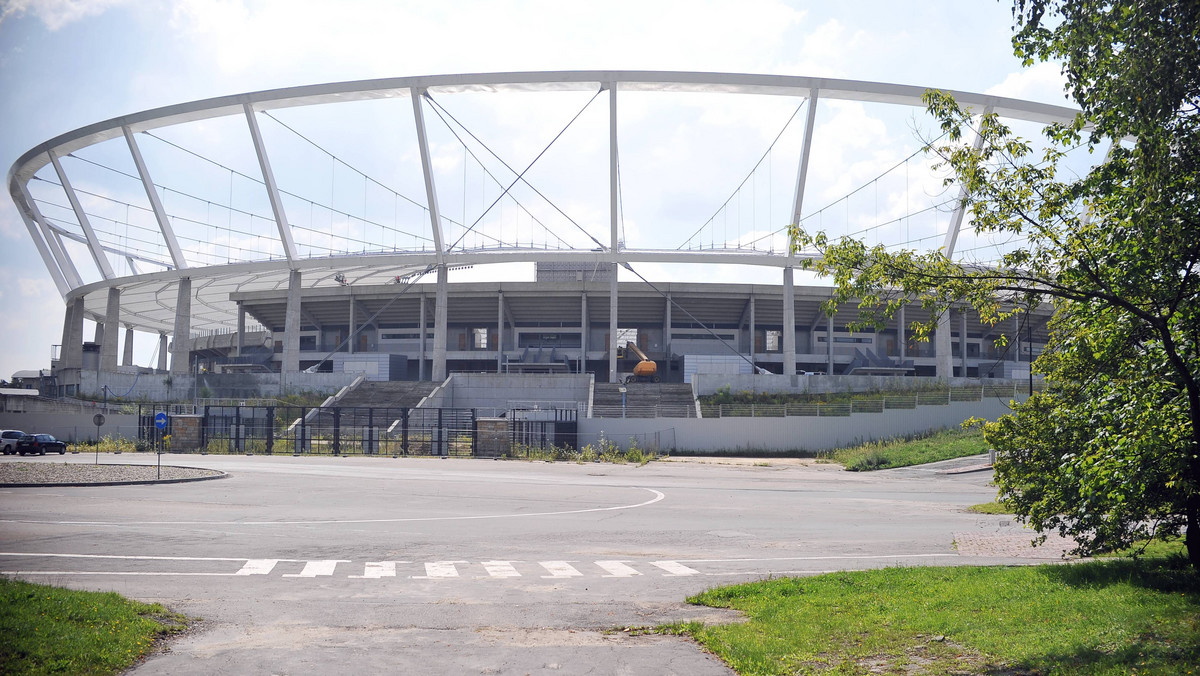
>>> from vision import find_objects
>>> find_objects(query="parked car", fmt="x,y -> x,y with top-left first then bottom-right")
1,429 -> 25,455
16,433 -> 66,455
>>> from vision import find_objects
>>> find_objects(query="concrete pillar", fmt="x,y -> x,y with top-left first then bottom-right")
608,264 -> 618,383
959,310 -> 969,377
936,311 -> 953,379
171,277 -> 192,375
94,321 -> 105,344
122,325 -> 135,366
748,295 -> 756,364
419,294 -> 427,380
236,303 -> 246,358
101,287 -> 120,372
580,293 -> 589,375
897,305 -> 906,360
782,267 -> 796,376
59,297 -> 85,371
348,294 -> 356,355
663,293 -> 672,358
826,311 -> 835,376
157,332 -> 168,372
59,302 -> 73,369
496,291 -> 504,374
1014,315 -> 1022,365
283,270 -> 301,375
432,264 -> 448,381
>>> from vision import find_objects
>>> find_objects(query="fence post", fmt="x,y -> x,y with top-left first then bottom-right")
367,407 -> 375,455
332,407 -> 341,456
266,406 -> 275,454
471,409 -> 478,456
437,408 -> 444,457
300,407 -> 307,454
235,405 -> 243,454
401,408 -> 409,455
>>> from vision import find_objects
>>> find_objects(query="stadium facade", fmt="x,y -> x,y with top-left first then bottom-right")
7,72 -> 1072,398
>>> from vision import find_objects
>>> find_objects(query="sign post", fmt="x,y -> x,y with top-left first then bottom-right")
154,412 -> 168,480
92,413 -> 105,464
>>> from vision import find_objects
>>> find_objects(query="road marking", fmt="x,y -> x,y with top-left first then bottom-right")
0,553 -> 966,580
539,561 -> 583,578
677,554 -> 959,563
481,560 -> 522,578
413,560 -> 468,579
650,560 -> 700,576
0,552 -> 258,562
594,560 -> 642,578
0,488 -> 667,527
283,560 -> 348,578
2,571 -> 239,576
236,559 -> 279,575
349,561 -> 406,579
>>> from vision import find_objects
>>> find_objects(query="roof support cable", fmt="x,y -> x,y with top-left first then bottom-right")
260,110 -> 427,211
423,89 -> 610,253
618,260 -> 766,375
677,99 -> 807,251
423,100 -> 569,251
64,139 -> 434,245
303,264 -> 437,374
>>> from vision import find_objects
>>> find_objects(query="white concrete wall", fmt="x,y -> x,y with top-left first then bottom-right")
424,373 -> 592,412
79,370 -> 358,401
693,373 -> 1025,396
0,411 -> 140,443
579,397 -> 1019,453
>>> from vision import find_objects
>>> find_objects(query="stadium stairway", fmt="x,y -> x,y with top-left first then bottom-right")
334,381 -> 440,409
591,382 -> 698,418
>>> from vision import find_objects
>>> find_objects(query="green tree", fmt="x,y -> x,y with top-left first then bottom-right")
794,0 -> 1200,566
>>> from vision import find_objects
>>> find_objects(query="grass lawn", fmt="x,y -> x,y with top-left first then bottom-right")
665,548 -> 1199,675
966,500 -> 1013,514
0,578 -> 190,675
824,428 -> 989,471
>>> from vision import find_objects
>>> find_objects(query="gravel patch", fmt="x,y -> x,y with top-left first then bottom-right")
0,462 -> 225,486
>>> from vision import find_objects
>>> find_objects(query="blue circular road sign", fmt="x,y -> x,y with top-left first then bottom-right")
154,412 -> 168,430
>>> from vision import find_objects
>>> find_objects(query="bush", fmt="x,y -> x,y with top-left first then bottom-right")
846,450 -> 888,471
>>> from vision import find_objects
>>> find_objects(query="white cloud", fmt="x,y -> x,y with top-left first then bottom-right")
0,209 -> 24,240
17,276 -> 54,297
0,0 -> 132,30
986,61 -> 1071,106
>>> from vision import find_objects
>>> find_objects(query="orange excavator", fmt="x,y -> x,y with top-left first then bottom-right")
621,341 -> 660,383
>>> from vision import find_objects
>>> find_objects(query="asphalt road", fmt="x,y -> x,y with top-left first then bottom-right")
0,453 -> 1062,675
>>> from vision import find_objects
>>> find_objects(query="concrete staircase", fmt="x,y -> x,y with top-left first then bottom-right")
335,381 -> 440,409
591,383 -> 697,418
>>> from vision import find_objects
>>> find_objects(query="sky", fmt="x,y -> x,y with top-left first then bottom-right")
0,0 -> 1075,382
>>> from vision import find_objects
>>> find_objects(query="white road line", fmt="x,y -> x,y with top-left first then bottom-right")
1,571 -> 239,576
236,559 -> 279,575
283,560 -> 348,578
1,488 -> 667,527
413,560 -> 468,579
678,554 -> 959,563
480,560 -> 522,578
595,560 -> 642,578
0,552 -> 266,562
650,560 -> 700,576
349,561 -> 405,579
539,561 -> 583,578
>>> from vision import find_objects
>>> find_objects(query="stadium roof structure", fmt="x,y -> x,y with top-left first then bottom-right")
8,71 -> 1083,338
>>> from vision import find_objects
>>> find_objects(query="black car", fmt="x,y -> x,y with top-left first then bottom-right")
16,433 -> 66,455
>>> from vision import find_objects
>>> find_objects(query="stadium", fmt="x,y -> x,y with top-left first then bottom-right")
4,72 -> 1077,451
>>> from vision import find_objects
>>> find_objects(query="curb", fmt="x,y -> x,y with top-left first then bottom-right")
939,463 -> 994,475
0,465 -> 229,488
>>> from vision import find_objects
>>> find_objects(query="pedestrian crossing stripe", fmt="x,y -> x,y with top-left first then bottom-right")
0,552 -> 959,579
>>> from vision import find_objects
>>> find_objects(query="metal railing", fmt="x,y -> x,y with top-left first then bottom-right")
698,383 -> 1039,419
131,404 -> 577,456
